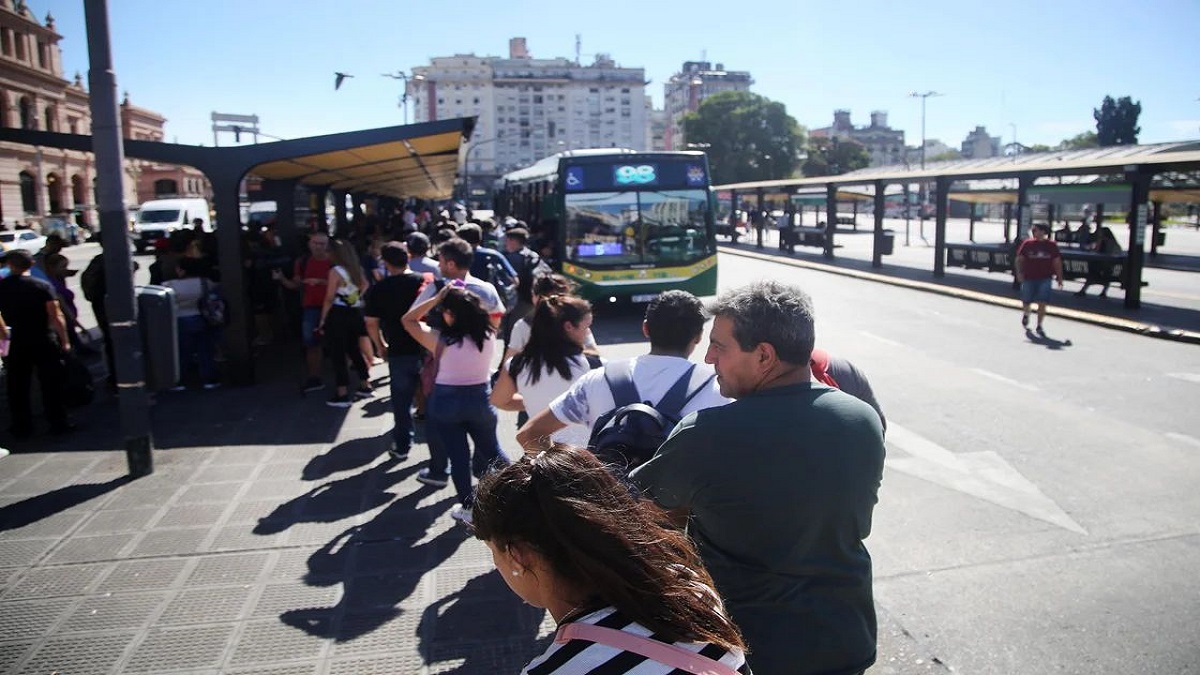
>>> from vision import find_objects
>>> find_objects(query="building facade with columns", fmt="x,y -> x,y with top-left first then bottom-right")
810,110 -> 906,168
0,1 -> 208,230
407,38 -> 647,202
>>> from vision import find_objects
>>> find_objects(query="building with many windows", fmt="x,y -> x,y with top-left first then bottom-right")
662,61 -> 753,150
0,1 -> 208,230
961,125 -> 1002,159
810,110 -> 907,168
407,38 -> 647,202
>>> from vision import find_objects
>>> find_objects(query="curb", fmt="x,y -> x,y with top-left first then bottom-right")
719,245 -> 1200,345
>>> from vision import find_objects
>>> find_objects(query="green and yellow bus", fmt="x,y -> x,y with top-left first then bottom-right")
495,149 -> 718,304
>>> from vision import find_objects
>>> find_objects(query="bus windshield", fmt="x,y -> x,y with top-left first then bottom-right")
564,189 -> 713,267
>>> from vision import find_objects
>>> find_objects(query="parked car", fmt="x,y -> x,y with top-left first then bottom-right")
0,229 -> 47,253
39,215 -> 81,244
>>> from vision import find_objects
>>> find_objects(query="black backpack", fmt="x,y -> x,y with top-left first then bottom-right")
485,254 -> 519,312
588,360 -> 715,475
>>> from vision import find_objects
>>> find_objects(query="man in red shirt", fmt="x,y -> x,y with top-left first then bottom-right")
274,232 -> 332,392
1015,223 -> 1064,336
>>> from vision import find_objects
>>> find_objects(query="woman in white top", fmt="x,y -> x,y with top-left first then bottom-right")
491,294 -> 596,447
402,282 -> 504,525
504,273 -> 597,363
317,239 -> 371,407
162,257 -> 220,390
473,445 -> 750,675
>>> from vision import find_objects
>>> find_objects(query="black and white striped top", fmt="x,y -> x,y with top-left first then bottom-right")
523,606 -> 751,675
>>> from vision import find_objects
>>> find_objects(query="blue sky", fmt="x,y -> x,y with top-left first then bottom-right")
33,0 -> 1200,151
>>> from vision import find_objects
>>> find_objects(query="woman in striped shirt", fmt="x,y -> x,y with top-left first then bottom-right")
472,445 -> 752,675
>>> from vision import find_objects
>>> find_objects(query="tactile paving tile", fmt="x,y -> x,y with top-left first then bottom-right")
0,597 -> 75,640
427,637 -> 548,674
42,533 -> 137,564
267,549 -> 339,582
248,481 -> 307,500
0,538 -> 57,568
96,558 -> 189,592
176,483 -> 245,505
76,508 -> 160,535
251,582 -> 341,618
16,632 -> 136,675
351,540 -> 435,575
432,564 -> 495,598
341,573 -> 425,613
207,447 -> 268,466
155,504 -> 228,528
281,522 -> 351,547
226,500 -> 290,525
186,552 -> 271,587
191,464 -> 255,484
3,563 -> 109,599
60,591 -> 169,631
328,652 -> 426,674
123,624 -> 236,672
158,586 -> 251,625
329,608 -> 420,657
228,663 -> 319,675
104,487 -> 181,510
227,619 -> 327,666
209,527 -> 285,553
0,510 -> 89,539
0,641 -> 34,674
128,528 -> 211,557
1,474 -> 80,496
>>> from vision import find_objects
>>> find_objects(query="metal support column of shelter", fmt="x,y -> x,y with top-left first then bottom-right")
1150,200 -> 1162,256
1124,167 -> 1151,309
85,0 -> 153,476
824,183 -> 836,259
968,203 -> 977,242
933,176 -> 949,277
1003,202 -> 1012,243
872,180 -> 886,268
903,183 -> 912,246
261,179 -> 298,242
1016,174 -> 1032,240
333,190 -> 349,235
782,193 -> 795,253
210,173 -> 254,386
851,200 -> 858,231
309,187 -> 330,236
755,188 -> 765,249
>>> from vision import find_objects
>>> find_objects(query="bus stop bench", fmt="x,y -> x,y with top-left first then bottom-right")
779,226 -> 829,250
945,242 -> 1135,288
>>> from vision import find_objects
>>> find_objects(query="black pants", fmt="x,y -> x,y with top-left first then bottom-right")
323,305 -> 368,388
92,301 -> 116,386
4,341 -> 68,434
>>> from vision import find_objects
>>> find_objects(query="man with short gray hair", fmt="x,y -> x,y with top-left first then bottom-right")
630,280 -> 885,675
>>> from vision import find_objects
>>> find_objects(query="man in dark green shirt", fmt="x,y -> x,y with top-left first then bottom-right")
630,280 -> 885,675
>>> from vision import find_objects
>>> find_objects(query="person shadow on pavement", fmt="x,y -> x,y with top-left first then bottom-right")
279,484 -> 465,642
0,475 -> 131,532
1025,328 -> 1073,350
254,459 -> 420,533
301,432 -> 394,482
417,570 -> 550,672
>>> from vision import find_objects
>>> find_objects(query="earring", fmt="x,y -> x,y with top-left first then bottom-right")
511,569 -> 521,577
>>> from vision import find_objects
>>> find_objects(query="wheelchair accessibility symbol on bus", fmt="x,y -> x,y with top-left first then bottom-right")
566,167 -> 584,191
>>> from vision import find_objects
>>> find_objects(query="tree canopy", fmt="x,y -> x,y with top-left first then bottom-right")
1094,96 -> 1141,147
1059,130 -> 1099,150
681,91 -> 804,184
801,137 -> 871,177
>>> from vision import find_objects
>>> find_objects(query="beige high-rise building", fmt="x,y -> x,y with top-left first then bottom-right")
0,1 -> 208,230
407,37 -> 648,200
663,61 -> 753,150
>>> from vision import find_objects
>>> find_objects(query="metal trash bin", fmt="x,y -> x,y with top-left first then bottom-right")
136,285 -> 178,391
880,229 -> 895,256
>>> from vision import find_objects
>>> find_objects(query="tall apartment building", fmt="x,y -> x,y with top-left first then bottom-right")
0,1 -> 208,227
961,125 -> 1001,159
810,110 -> 906,167
407,38 -> 647,200
662,61 -> 753,150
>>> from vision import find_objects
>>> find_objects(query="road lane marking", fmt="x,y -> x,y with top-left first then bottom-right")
886,423 -> 1087,535
1165,432 -> 1200,449
970,368 -> 1039,392
859,331 -> 904,348
1166,373 -> 1200,384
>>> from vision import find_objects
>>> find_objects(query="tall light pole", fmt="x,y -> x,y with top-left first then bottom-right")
462,135 -> 501,205
382,71 -> 410,125
909,91 -> 942,169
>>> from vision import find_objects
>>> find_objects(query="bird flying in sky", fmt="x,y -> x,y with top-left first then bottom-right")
334,72 -> 354,90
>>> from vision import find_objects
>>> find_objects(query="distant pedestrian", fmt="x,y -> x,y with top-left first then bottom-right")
405,231 -> 440,278
0,249 -> 73,438
630,280 -> 885,675
500,227 -> 544,344
163,257 -> 222,390
317,239 -> 372,407
273,232 -> 333,392
1015,223 -> 1064,336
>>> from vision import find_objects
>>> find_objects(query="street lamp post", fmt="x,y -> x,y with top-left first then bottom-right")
463,135 -> 501,205
382,71 -> 410,125
909,91 -> 941,243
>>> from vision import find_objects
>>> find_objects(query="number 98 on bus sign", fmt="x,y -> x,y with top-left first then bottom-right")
613,164 -> 658,186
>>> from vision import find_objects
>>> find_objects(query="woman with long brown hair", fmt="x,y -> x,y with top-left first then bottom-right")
317,238 -> 371,407
473,445 -> 750,674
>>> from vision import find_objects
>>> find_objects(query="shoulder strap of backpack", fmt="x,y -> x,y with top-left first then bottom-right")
585,353 -> 603,370
809,348 -> 839,388
602,359 -> 640,407
655,363 -> 711,419
555,623 -> 740,675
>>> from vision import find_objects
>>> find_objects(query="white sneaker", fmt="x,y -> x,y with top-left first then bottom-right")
450,505 -> 473,526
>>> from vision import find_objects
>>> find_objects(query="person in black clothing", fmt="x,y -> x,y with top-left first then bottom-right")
500,227 -> 543,345
0,249 -> 73,438
364,242 -> 431,460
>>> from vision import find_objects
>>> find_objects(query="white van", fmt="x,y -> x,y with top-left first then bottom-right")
132,198 -> 212,252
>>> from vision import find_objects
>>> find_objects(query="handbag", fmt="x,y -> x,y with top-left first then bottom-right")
555,622 -> 741,675
420,339 -> 445,398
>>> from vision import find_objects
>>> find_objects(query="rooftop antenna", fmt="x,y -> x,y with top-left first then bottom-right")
575,34 -> 581,66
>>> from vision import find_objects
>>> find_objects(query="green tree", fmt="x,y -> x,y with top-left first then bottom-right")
801,137 -> 871,177
1093,95 -> 1142,146
681,91 -> 804,184
1059,130 -> 1099,150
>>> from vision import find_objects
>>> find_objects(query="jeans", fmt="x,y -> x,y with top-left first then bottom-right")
387,354 -> 422,452
177,315 -> 217,384
426,383 -> 503,506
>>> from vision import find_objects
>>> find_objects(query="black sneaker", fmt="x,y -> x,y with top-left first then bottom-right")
416,468 -> 449,488
1021,314 -> 1029,328
326,394 -> 352,408
354,387 -> 374,399
387,444 -> 410,462
302,377 -> 324,393
1036,326 -> 1046,337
